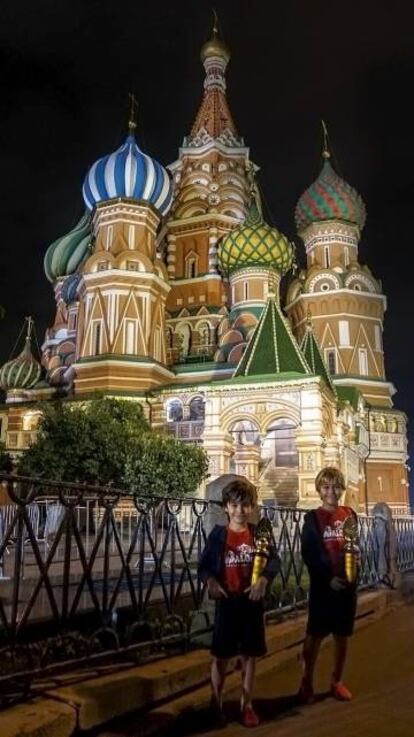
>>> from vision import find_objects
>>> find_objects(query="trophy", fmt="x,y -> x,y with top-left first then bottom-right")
343,515 -> 360,584
251,517 -> 273,585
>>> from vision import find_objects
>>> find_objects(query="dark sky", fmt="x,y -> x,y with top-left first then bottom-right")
1,0 -> 414,452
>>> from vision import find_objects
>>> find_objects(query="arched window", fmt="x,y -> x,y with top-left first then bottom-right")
185,252 -> 198,279
325,348 -> 337,375
198,322 -> 210,347
166,327 -> 174,349
166,399 -> 183,422
177,324 -> 191,357
230,419 -> 260,447
262,419 -> 298,467
189,396 -> 205,420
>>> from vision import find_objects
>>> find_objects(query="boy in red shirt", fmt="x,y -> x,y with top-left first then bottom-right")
299,467 -> 358,703
199,479 -> 280,727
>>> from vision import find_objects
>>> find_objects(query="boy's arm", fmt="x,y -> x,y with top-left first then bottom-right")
198,527 -> 228,598
301,512 -> 332,583
198,530 -> 215,584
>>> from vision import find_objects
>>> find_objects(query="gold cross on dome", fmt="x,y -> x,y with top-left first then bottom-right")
128,92 -> 138,134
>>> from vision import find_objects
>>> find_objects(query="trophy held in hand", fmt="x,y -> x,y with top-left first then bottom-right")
343,515 -> 360,584
251,517 -> 273,585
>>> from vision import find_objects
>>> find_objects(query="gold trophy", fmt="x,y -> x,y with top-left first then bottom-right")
251,517 -> 273,585
343,515 -> 360,584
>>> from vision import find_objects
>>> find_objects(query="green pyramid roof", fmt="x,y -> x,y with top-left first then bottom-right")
234,297 -> 311,377
300,324 -> 336,394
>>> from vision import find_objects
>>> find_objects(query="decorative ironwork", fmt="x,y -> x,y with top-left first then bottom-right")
0,473 -> 413,708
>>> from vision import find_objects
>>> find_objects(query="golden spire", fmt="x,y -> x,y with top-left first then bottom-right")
25,315 -> 34,342
321,119 -> 331,159
128,92 -> 137,136
200,10 -> 231,64
213,7 -> 219,34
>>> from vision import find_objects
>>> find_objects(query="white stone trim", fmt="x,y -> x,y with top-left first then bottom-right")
286,290 -> 387,311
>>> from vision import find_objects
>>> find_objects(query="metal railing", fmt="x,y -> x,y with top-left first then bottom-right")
0,473 -> 413,707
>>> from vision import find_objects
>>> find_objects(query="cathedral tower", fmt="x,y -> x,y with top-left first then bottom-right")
72,116 -> 175,394
286,129 -> 391,407
286,127 -> 409,511
165,18 -> 254,371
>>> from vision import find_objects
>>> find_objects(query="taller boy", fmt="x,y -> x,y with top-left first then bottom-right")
199,479 -> 280,727
299,467 -> 358,703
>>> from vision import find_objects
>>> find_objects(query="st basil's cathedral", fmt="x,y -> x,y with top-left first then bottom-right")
0,22 -> 409,513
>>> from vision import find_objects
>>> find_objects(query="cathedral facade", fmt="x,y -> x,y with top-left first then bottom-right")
0,24 -> 409,513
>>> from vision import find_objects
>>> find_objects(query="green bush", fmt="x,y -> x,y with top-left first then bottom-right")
18,396 -> 209,496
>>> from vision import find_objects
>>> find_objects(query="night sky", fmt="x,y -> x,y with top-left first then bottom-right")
1,1 -> 414,458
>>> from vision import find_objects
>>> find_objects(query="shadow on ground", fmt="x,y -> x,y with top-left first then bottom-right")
166,692 -> 332,736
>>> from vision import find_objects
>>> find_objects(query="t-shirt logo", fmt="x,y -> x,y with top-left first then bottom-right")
223,529 -> 254,594
225,542 -> 254,567
323,519 -> 345,541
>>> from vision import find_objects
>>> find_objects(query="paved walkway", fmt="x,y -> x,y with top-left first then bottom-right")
99,600 -> 414,737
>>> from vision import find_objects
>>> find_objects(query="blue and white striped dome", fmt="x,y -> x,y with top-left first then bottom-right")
82,134 -> 173,216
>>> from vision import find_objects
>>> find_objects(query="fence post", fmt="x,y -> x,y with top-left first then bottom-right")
372,502 -> 401,588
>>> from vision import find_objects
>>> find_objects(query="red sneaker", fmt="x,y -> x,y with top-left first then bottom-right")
241,705 -> 260,728
297,677 -> 314,704
331,681 -> 353,701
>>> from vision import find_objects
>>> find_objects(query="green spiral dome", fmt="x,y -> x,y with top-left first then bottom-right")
44,210 -> 91,283
0,339 -> 41,391
218,202 -> 294,276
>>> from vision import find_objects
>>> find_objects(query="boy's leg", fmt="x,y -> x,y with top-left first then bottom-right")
332,634 -> 348,682
302,633 -> 322,686
240,655 -> 256,709
240,656 -> 260,727
331,635 -> 352,700
211,656 -> 228,707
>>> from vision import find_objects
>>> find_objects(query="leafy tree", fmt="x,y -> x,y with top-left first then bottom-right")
18,396 -> 209,496
18,397 -> 149,485
0,441 -> 12,473
124,432 -> 209,497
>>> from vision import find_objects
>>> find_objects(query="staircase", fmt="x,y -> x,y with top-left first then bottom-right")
258,466 -> 299,507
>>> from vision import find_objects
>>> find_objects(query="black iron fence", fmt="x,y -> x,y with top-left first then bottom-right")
0,473 -> 413,707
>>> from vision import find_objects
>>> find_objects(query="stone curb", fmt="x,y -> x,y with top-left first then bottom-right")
1,698 -> 77,737
0,588 -> 399,737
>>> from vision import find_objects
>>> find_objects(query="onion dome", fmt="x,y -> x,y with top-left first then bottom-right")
61,274 -> 82,305
82,132 -> 173,216
295,147 -> 366,232
44,211 -> 91,283
0,318 -> 41,391
218,201 -> 294,276
200,12 -> 230,64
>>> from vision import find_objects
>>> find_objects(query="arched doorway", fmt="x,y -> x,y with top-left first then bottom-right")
260,419 -> 299,507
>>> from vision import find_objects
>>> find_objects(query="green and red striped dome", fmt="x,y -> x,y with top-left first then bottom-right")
295,159 -> 366,232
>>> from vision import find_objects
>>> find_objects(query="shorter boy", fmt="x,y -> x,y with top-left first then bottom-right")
299,467 -> 358,703
198,479 -> 280,728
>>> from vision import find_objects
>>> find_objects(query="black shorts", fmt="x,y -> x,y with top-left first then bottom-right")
211,595 -> 266,659
307,583 -> 357,638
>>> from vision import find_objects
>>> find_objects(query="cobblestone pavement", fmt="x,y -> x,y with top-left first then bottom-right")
99,601 -> 414,737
